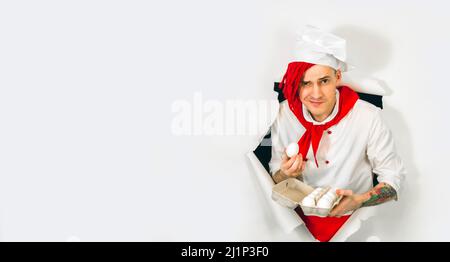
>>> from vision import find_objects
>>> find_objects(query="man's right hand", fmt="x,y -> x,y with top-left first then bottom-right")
280,151 -> 305,178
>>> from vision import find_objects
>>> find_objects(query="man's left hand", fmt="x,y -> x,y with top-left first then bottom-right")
328,189 -> 368,217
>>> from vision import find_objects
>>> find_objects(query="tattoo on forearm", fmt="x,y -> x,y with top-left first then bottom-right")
362,183 -> 398,207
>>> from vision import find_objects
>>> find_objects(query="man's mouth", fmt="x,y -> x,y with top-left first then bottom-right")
309,101 -> 324,107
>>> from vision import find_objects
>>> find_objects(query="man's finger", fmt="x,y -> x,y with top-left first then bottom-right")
281,156 -> 292,171
300,161 -> 306,172
329,209 -> 338,217
282,154 -> 297,169
295,154 -> 304,172
294,156 -> 304,172
287,157 -> 300,174
281,152 -> 288,162
336,189 -> 353,196
298,154 -> 306,172
329,206 -> 343,217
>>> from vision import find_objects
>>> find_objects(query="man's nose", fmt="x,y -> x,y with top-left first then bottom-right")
311,84 -> 323,99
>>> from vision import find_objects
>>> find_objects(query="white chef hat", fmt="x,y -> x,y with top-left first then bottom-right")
293,25 -> 354,72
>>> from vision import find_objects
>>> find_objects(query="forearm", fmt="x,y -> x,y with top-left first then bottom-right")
361,182 -> 398,207
272,169 -> 302,184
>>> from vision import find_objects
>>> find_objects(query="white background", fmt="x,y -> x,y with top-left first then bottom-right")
1,0 -> 449,241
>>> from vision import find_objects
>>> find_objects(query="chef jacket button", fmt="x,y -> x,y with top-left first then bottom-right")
325,160 -> 330,164
327,130 -> 332,134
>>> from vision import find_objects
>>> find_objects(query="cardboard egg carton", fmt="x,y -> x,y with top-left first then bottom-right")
271,178 -> 343,217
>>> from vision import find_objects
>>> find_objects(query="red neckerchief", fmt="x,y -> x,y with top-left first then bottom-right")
279,62 -> 359,167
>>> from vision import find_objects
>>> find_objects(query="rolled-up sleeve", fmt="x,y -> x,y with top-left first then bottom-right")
366,109 -> 406,195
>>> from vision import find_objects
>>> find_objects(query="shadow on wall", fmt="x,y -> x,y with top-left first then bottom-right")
332,25 -> 393,76
331,25 -> 418,241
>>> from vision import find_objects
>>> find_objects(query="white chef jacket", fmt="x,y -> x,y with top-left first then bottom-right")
269,90 -> 406,195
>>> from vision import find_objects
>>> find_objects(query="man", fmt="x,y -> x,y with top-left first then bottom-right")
268,26 -> 406,241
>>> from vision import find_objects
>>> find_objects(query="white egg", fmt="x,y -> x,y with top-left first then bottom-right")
313,187 -> 323,193
316,191 -> 338,209
301,196 -> 315,207
316,198 -> 333,209
324,191 -> 338,201
310,188 -> 323,196
319,195 -> 334,204
286,143 -> 299,158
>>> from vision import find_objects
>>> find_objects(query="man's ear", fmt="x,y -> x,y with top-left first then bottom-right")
335,69 -> 342,85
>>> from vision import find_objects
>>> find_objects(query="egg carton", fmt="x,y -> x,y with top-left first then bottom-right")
271,178 -> 343,217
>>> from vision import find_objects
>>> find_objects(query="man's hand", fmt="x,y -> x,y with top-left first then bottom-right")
329,182 -> 398,217
272,152 -> 306,184
328,189 -> 366,217
280,152 -> 305,178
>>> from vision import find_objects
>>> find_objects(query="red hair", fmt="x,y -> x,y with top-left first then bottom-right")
279,62 -> 315,111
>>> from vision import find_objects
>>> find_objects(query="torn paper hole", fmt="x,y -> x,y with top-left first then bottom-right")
246,81 -> 383,242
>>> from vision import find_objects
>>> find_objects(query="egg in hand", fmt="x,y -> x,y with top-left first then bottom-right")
286,143 -> 299,158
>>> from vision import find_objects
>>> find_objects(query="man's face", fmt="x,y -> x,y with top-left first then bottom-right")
299,65 -> 341,122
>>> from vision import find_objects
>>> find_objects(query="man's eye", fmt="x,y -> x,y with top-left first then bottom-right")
321,79 -> 329,84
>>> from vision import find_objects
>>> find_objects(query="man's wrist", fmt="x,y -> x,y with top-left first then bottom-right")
282,170 -> 302,179
272,170 -> 302,183
356,193 -> 371,207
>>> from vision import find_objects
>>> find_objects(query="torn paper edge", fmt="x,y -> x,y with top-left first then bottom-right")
246,88 -> 379,241
247,151 -> 304,234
